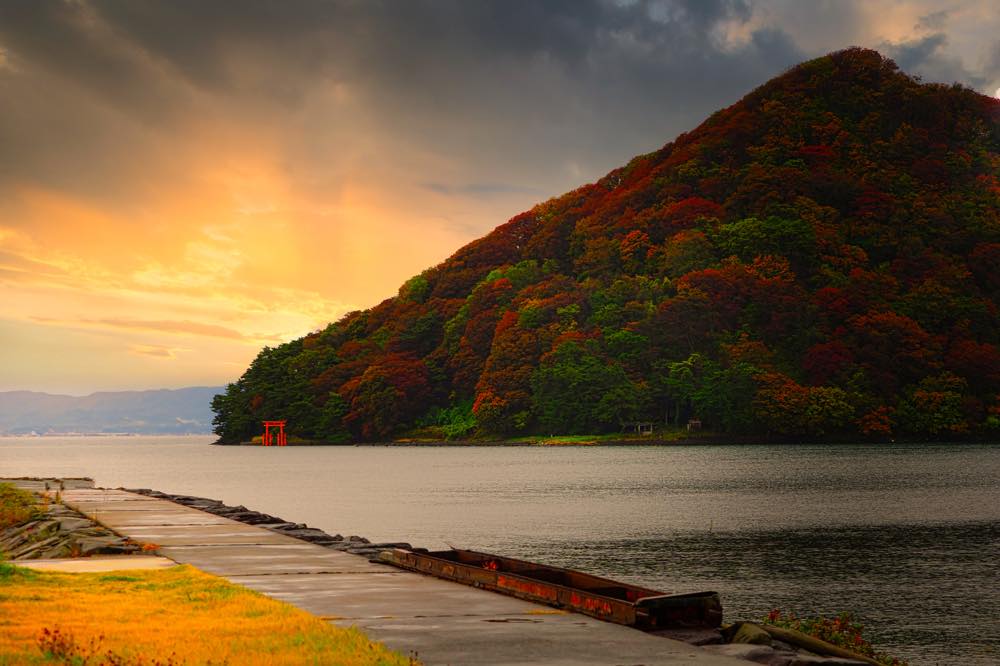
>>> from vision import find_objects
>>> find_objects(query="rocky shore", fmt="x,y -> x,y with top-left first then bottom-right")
0,482 -> 141,560
700,624 -> 879,665
124,488 -> 418,557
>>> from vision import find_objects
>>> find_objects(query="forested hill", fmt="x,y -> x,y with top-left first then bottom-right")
212,48 -> 1000,443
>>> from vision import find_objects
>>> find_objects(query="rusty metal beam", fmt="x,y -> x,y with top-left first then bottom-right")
377,548 -> 721,630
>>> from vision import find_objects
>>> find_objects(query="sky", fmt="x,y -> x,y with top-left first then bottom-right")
1,0 -> 998,395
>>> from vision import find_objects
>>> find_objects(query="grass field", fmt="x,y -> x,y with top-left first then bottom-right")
0,562 -> 414,665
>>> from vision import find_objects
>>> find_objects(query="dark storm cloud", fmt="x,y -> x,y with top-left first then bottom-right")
988,40 -> 1000,74
0,0 -> 812,208
276,0 -> 807,188
82,0 -> 758,90
888,32 -> 949,69
916,10 -> 950,32
883,32 -> 989,90
0,1 -> 200,204
1,0 -> 997,217
0,1 -> 185,120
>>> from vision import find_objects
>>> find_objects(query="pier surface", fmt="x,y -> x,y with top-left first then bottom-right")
8,479 -> 746,665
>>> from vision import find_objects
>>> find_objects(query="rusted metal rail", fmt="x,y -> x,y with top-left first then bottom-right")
377,548 -> 722,630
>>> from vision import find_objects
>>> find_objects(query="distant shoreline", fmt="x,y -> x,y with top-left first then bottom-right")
219,434 -> 998,447
2,432 -> 992,445
0,432 -> 214,438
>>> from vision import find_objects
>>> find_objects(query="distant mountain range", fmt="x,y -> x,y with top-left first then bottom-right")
0,387 -> 223,435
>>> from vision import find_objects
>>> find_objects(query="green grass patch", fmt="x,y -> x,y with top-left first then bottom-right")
0,562 -> 36,583
97,575 -> 141,583
0,483 -> 41,531
763,610 -> 908,666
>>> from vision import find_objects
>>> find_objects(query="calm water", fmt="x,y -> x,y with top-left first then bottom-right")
1,437 -> 997,665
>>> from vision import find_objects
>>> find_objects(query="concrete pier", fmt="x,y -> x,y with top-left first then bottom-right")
8,480 -> 747,665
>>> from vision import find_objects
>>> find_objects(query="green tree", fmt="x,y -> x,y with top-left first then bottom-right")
398,273 -> 431,303
658,354 -> 760,431
531,340 -> 642,433
896,373 -> 970,435
715,216 -> 817,273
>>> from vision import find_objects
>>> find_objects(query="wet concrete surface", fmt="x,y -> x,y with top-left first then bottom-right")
328,612 -> 733,666
6,481 -> 748,665
107,523 -> 303,546
158,543 -> 391,576
229,570 -> 543,620
83,508 -> 235,527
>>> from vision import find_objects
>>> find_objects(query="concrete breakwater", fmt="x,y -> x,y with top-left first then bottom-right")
95,489 -> 877,665
2,478 -> 883,665
125,488 -> 412,557
2,478 -> 752,665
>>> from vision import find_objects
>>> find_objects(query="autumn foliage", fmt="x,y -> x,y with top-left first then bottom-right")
213,49 -> 1000,442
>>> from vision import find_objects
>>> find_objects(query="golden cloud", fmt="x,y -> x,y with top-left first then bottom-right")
128,344 -> 186,359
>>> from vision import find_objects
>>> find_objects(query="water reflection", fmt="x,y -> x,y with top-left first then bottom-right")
1,437 -> 997,664
512,523 -> 1000,665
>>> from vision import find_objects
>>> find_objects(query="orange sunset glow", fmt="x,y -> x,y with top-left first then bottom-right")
1,0 -> 998,394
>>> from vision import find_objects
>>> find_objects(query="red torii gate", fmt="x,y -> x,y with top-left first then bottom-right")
262,420 -> 287,446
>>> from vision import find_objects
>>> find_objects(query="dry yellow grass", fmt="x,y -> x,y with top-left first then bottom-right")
0,562 -> 414,665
